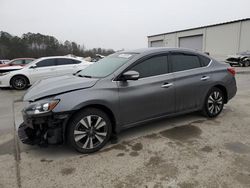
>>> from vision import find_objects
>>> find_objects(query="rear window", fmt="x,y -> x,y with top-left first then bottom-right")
56,58 -> 81,65
171,54 -> 201,72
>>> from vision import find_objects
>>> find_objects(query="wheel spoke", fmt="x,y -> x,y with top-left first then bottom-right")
89,137 -> 93,149
214,91 -> 219,99
74,130 -> 87,135
94,117 -> 102,128
95,121 -> 106,130
95,134 -> 104,143
216,105 -> 220,112
95,131 -> 107,137
79,119 -> 88,129
209,104 -> 214,113
75,134 -> 87,142
209,96 -> 215,102
208,99 -> 213,104
87,116 -> 92,127
217,97 -> 223,104
215,105 -> 218,114
82,137 -> 90,148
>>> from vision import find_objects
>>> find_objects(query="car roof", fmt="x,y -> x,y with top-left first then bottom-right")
38,56 -> 79,60
10,58 -> 35,61
121,47 -> 207,57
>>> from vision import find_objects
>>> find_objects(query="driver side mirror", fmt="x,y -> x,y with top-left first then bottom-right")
121,70 -> 139,81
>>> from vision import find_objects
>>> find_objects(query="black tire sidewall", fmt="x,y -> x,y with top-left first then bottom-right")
245,61 -> 250,67
67,108 -> 112,154
203,87 -> 224,118
11,76 -> 28,90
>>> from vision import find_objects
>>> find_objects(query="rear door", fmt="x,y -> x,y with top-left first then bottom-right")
118,54 -> 175,126
55,58 -> 81,76
169,52 -> 212,112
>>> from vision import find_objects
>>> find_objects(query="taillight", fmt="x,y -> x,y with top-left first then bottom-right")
227,67 -> 236,76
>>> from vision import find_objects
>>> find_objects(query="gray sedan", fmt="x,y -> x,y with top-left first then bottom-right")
18,48 -> 237,153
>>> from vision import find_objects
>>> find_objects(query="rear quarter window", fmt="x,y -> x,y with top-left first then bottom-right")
199,55 -> 211,66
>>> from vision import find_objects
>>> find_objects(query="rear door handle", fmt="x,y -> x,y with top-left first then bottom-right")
161,83 -> 173,88
201,76 -> 210,81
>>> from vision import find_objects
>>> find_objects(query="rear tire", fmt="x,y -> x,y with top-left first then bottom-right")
10,75 -> 29,90
67,108 -> 112,154
202,87 -> 224,118
243,61 -> 250,67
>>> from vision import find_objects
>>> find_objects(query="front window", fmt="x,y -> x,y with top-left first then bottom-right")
77,53 -> 137,78
36,59 -> 56,67
130,55 -> 168,78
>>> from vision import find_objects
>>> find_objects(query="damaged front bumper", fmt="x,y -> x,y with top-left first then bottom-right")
18,110 -> 71,146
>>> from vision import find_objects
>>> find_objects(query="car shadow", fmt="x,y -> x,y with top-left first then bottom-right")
18,111 -> 207,159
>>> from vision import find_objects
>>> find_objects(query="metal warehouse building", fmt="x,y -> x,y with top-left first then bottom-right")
147,18 -> 250,61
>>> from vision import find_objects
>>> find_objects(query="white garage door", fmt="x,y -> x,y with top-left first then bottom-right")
151,40 -> 164,47
179,35 -> 203,51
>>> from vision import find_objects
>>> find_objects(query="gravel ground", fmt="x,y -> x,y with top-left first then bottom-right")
0,67 -> 250,188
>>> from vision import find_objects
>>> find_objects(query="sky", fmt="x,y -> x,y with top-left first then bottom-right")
0,0 -> 250,50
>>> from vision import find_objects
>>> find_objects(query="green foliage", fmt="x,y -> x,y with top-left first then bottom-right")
0,31 -> 115,59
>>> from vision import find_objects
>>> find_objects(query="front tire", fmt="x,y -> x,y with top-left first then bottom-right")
243,60 -> 250,67
10,75 -> 29,90
67,108 -> 112,154
202,87 -> 224,118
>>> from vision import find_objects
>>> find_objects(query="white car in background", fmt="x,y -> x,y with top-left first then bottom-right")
0,60 -> 10,64
0,56 -> 93,90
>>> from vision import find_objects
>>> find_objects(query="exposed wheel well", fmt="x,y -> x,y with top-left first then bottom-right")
213,85 -> 228,103
66,104 -> 117,136
10,74 -> 30,86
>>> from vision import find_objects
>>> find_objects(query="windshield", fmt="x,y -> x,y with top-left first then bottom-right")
77,53 -> 137,78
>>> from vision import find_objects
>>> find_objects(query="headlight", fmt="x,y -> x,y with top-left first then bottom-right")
26,99 -> 60,115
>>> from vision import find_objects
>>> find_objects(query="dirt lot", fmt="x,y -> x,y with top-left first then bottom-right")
0,67 -> 250,188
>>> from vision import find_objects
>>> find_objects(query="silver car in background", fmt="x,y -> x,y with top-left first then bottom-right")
18,48 -> 237,153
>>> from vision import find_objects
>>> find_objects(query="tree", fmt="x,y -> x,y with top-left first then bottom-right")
0,31 -> 115,59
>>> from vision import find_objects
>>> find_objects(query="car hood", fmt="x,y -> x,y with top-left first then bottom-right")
23,75 -> 99,101
0,65 -> 23,70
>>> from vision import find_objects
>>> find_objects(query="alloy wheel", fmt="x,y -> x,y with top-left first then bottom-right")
13,77 -> 26,89
74,115 -> 108,149
207,91 -> 223,115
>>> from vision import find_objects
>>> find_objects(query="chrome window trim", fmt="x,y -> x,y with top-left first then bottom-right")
112,59 -> 212,82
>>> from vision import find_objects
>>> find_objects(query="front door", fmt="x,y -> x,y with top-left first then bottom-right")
118,54 -> 175,126
28,59 -> 57,83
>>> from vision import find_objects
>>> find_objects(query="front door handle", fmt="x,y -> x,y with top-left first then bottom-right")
201,76 -> 210,81
161,83 -> 173,88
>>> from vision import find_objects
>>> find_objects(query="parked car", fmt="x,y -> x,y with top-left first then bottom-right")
226,51 -> 250,67
18,48 -> 237,154
0,58 -> 35,73
0,59 -> 10,64
0,56 -> 92,90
